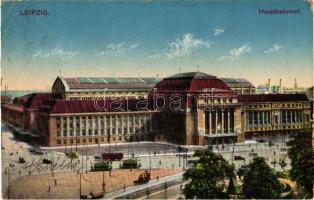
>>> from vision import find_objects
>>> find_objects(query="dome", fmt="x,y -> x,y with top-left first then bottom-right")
153,72 -> 234,95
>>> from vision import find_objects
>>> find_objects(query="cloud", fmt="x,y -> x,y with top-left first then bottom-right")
218,43 -> 251,61
33,46 -> 79,59
306,0 -> 313,13
264,43 -> 288,54
96,42 -> 138,57
149,33 -> 211,59
214,27 -> 225,36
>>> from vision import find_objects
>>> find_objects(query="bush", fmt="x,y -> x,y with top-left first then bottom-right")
275,171 -> 288,179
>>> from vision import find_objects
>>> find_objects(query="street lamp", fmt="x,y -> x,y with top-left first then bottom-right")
102,157 -> 106,196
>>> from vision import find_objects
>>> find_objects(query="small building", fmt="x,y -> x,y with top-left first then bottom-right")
221,78 -> 255,94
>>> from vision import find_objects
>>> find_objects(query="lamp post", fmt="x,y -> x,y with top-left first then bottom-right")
79,172 -> 82,198
102,156 -> 106,196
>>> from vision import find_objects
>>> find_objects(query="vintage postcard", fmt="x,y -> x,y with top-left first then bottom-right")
1,0 -> 313,199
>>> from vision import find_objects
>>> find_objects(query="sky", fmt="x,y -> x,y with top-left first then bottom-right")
1,0 -> 313,90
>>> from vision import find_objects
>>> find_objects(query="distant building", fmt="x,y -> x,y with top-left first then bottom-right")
1,95 -> 12,104
221,78 -> 255,94
2,72 -> 312,146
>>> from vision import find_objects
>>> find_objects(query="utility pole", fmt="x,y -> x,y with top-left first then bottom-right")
102,155 -> 106,195
71,143 -> 73,170
149,143 -> 152,174
79,172 -> 82,198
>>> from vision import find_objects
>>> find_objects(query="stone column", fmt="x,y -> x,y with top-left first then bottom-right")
138,115 -> 142,133
233,109 -> 236,132
294,110 -> 297,124
246,111 -> 249,130
66,116 -> 70,136
290,110 -> 293,124
115,116 -> 118,134
97,116 -> 101,135
60,117 -> 64,138
126,115 -> 130,134
262,111 -> 265,126
91,116 -> 95,136
109,115 -> 112,135
133,115 -> 136,133
149,115 -> 153,132
209,111 -> 212,134
85,116 -> 89,135
121,115 -> 124,134
222,110 -> 224,134
285,110 -> 288,124
257,112 -> 260,128
104,116 -> 107,136
215,111 -> 218,134
79,116 -> 82,136
144,115 -> 148,133
73,117 -> 76,137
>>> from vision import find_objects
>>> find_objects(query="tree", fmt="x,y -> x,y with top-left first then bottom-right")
183,149 -> 236,199
242,157 -> 282,199
287,129 -> 314,196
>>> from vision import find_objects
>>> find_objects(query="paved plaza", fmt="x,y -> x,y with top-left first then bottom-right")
6,168 -> 182,199
2,123 -> 291,199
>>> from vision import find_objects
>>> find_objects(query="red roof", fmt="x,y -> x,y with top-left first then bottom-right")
153,72 -> 235,95
40,99 -> 151,114
13,93 -> 56,109
238,93 -> 309,103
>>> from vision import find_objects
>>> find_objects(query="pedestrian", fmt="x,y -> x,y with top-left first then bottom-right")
55,179 -> 57,186
48,185 -> 50,192
157,176 -> 159,181
123,184 -> 126,192
19,170 -> 21,175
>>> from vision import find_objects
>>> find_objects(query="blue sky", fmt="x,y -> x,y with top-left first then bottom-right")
1,0 -> 313,90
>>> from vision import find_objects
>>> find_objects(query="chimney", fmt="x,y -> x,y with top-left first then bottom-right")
294,78 -> 298,90
279,79 -> 282,93
268,78 -> 271,93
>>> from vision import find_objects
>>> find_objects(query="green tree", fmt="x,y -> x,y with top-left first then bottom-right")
183,150 -> 236,199
287,129 -> 314,196
242,157 -> 282,199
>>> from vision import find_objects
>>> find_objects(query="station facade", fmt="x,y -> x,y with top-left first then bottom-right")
2,72 -> 312,146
